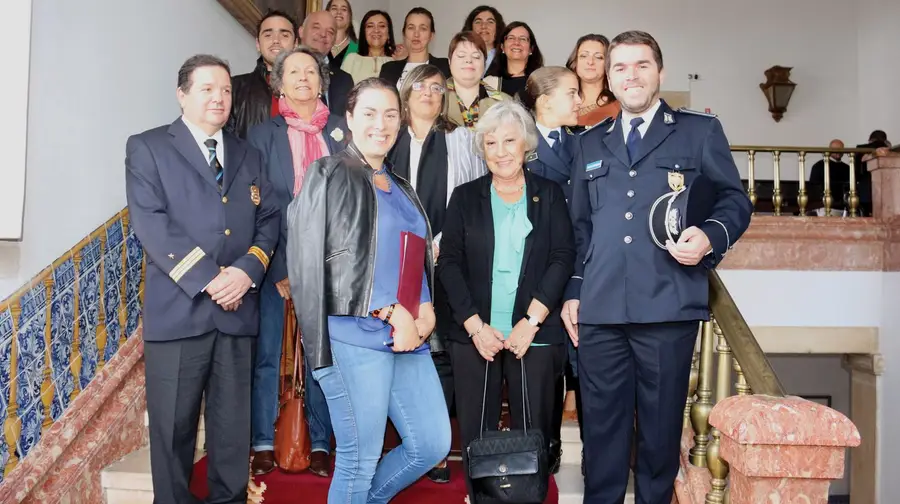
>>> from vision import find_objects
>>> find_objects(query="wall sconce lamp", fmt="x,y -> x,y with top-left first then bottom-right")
759,66 -> 796,122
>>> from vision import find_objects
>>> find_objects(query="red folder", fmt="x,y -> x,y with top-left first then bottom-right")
397,231 -> 426,319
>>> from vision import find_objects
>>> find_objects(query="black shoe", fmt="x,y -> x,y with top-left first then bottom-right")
427,462 -> 451,483
549,439 -> 562,474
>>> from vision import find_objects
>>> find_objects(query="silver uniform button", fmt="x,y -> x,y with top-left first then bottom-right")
627,190 -> 635,198
629,170 -> 637,177
589,174 -> 594,179
567,179 -> 571,185
625,212 -> 633,220
624,236 -> 633,244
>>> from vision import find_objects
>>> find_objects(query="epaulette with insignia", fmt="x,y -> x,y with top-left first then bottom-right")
676,107 -> 717,118
580,116 -> 614,135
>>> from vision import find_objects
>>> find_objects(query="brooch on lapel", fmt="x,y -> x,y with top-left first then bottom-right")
250,184 -> 261,205
330,128 -> 345,142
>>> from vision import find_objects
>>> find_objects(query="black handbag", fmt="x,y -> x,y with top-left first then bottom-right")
466,357 -> 549,504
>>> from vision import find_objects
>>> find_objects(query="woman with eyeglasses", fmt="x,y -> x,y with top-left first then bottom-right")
484,21 -> 544,100
388,63 -> 487,483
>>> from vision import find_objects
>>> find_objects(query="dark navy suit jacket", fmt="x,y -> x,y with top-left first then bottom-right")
125,117 -> 281,341
247,114 -> 349,284
566,101 -> 752,325
526,127 -> 577,203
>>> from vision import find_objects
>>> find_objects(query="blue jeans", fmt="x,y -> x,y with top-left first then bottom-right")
312,339 -> 451,504
251,279 -> 334,453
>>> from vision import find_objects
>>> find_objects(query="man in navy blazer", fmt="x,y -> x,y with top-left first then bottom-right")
562,32 -> 751,504
125,54 -> 280,503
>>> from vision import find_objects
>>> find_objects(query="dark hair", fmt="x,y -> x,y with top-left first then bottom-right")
485,21 -> 544,79
256,9 -> 299,40
566,34 -> 616,107
869,130 -> 888,144
521,66 -> 576,113
325,0 -> 358,43
270,46 -> 331,98
448,30 -> 487,59
177,54 -> 231,93
403,7 -> 435,34
606,30 -> 663,74
398,64 -> 456,133
346,77 -> 401,116
357,10 -> 396,57
462,6 -> 505,49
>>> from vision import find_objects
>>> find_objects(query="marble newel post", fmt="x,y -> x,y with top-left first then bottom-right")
867,149 -> 900,220
708,395 -> 861,504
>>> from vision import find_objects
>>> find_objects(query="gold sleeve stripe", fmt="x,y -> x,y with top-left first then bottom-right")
169,247 -> 206,283
249,246 -> 269,270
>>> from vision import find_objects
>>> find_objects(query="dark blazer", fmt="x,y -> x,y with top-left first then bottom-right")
125,118 -> 281,341
247,114 -> 349,284
328,67 -> 354,116
526,127 -> 577,203
378,55 -> 450,88
436,171 -> 575,345
566,101 -> 752,325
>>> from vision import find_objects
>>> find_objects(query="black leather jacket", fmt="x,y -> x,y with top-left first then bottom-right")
285,144 -> 440,370
227,57 -> 272,139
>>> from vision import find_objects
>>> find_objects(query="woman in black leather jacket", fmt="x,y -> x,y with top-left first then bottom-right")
285,77 -> 451,504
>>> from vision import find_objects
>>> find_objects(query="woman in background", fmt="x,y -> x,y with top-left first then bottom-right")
461,5 -> 505,73
484,21 -> 544,99
327,0 -> 358,70
341,10 -> 398,83
379,7 -> 450,89
566,34 -> 620,128
520,65 -> 583,474
444,31 -> 508,129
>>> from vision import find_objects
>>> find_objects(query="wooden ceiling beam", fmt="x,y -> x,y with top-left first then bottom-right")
217,0 -> 262,37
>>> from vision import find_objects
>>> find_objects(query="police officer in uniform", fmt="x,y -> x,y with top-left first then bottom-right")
561,32 -> 751,504
125,54 -> 280,503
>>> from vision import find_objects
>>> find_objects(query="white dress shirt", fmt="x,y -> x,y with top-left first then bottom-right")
182,115 -> 225,167
408,126 -> 425,190
621,99 -> 662,144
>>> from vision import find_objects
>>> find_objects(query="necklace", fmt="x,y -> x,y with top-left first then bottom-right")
332,35 -> 349,53
492,180 -> 524,194
374,167 -> 392,191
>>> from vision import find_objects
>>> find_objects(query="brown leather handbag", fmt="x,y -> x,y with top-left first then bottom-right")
273,298 -> 312,472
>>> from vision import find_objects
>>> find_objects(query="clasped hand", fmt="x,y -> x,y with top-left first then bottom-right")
665,226 -> 712,266
378,303 -> 435,353
206,267 -> 252,312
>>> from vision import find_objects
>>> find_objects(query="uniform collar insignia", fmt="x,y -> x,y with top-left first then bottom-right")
664,112 -> 675,124
606,119 -> 616,133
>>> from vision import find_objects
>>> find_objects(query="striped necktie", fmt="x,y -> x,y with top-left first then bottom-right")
204,138 -> 223,189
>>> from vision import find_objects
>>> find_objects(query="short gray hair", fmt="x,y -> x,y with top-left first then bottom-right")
270,45 -> 331,98
472,100 -> 539,159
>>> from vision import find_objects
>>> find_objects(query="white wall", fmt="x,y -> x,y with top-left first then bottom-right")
877,272 -> 900,503
0,0 -> 32,240
0,0 -> 259,300
387,0 -> 881,175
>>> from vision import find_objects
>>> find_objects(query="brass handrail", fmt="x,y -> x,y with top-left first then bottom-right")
731,145 -> 876,153
708,271 -> 785,397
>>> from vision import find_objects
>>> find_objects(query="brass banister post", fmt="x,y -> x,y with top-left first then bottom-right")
685,346 -> 700,428
690,320 -> 715,466
772,151 -> 782,215
848,154 -> 859,217
823,156 -> 833,216
797,151 -> 808,215
747,150 -> 757,212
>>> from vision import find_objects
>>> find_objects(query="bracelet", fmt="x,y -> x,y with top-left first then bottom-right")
383,304 -> 396,324
469,321 -> 485,339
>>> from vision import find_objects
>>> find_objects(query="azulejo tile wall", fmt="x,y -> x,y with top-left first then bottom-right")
0,209 -> 144,481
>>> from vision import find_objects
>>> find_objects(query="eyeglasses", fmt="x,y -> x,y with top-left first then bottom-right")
412,82 -> 446,95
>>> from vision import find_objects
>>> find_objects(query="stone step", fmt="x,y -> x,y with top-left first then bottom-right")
560,420 -> 582,466
101,447 -> 154,504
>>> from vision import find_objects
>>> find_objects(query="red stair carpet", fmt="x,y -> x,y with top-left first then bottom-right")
189,458 -> 558,504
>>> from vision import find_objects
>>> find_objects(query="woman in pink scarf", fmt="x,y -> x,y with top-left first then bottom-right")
247,45 -> 348,478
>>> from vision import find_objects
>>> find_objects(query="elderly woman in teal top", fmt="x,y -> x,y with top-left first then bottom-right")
437,100 -> 575,501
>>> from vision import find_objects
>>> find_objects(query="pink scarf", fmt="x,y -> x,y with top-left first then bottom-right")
279,97 -> 330,196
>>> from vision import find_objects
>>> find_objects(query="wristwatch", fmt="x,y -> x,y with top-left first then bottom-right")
525,315 -> 542,328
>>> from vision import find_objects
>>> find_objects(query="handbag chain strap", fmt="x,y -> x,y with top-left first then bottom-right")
477,354 -> 533,438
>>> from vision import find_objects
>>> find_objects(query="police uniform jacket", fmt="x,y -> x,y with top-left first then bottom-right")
247,114 -> 349,284
566,101 -> 751,325
125,117 -> 281,341
526,127 -> 577,203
